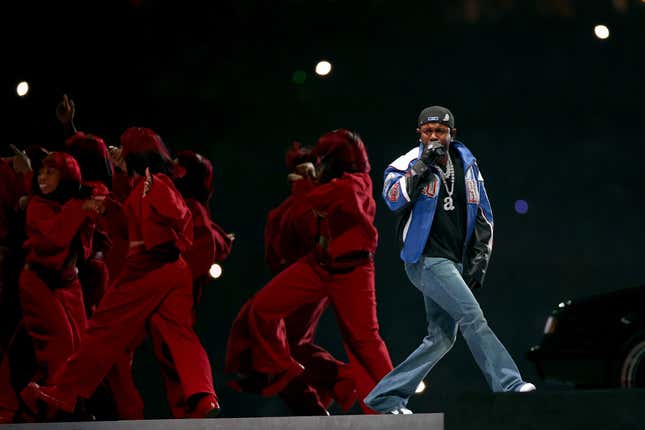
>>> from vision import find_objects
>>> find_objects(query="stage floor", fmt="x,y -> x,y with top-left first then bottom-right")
4,389 -> 645,430
1,413 -> 443,430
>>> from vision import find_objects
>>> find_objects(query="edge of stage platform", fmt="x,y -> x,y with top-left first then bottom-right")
4,388 -> 645,430
0,413 -> 444,430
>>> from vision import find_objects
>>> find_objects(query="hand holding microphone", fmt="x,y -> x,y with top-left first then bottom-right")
412,140 -> 446,176
420,140 -> 446,165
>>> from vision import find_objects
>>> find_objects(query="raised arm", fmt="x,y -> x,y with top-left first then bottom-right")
382,146 -> 440,212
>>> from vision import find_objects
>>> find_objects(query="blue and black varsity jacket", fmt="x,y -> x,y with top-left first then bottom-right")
382,140 -> 493,288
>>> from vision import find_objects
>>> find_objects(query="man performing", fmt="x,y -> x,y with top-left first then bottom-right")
364,106 -> 535,415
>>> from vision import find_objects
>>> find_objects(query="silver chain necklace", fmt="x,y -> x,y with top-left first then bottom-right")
436,154 -> 455,211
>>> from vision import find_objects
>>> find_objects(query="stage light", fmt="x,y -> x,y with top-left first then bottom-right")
415,381 -> 426,394
209,263 -> 222,279
514,199 -> 529,215
594,25 -> 610,40
315,60 -> 332,76
16,81 -> 29,97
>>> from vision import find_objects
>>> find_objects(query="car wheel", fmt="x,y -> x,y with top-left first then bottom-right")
619,337 -> 645,388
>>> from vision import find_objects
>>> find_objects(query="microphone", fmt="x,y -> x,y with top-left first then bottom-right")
426,140 -> 446,156
427,140 -> 441,150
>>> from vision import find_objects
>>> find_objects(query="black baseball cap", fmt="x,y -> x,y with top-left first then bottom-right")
417,106 -> 455,129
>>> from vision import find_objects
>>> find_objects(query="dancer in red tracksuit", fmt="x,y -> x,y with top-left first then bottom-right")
55,94 -> 130,284
0,151 -> 31,345
0,150 -> 34,424
148,149 -> 233,417
0,145 -> 36,337
274,144 -> 358,413
174,150 -> 233,306
63,128 -> 144,421
18,153 -> 102,408
21,127 -> 219,419
63,131 -> 114,317
226,130 -> 393,414
0,146 -> 53,423
227,142 -> 356,415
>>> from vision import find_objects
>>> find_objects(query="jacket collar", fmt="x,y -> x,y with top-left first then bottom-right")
452,141 -> 476,169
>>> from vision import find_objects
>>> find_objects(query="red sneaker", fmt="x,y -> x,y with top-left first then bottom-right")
186,394 -> 220,418
20,382 -> 76,414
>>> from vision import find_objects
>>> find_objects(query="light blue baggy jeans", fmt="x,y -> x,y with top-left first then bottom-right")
364,257 -> 526,412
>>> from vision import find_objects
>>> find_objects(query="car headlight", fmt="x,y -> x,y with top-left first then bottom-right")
544,316 -> 557,334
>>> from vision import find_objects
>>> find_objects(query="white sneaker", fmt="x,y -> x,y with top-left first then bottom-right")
387,407 -> 414,414
516,382 -> 536,392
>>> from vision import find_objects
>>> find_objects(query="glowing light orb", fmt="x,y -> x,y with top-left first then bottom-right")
315,60 -> 332,76
209,263 -> 222,279
514,200 -> 529,215
16,81 -> 29,97
594,25 -> 610,40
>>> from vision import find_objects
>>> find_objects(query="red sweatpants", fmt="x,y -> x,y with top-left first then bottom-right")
50,258 -> 215,407
79,257 -> 109,317
149,275 -> 211,418
19,268 -> 87,384
247,257 -> 393,404
79,257 -> 144,420
0,325 -> 36,420
283,299 -> 356,410
102,352 -> 143,420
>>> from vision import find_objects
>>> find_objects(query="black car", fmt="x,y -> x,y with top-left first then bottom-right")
528,284 -> 645,388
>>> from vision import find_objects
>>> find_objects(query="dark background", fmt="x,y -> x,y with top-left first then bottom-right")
2,0 -> 644,418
